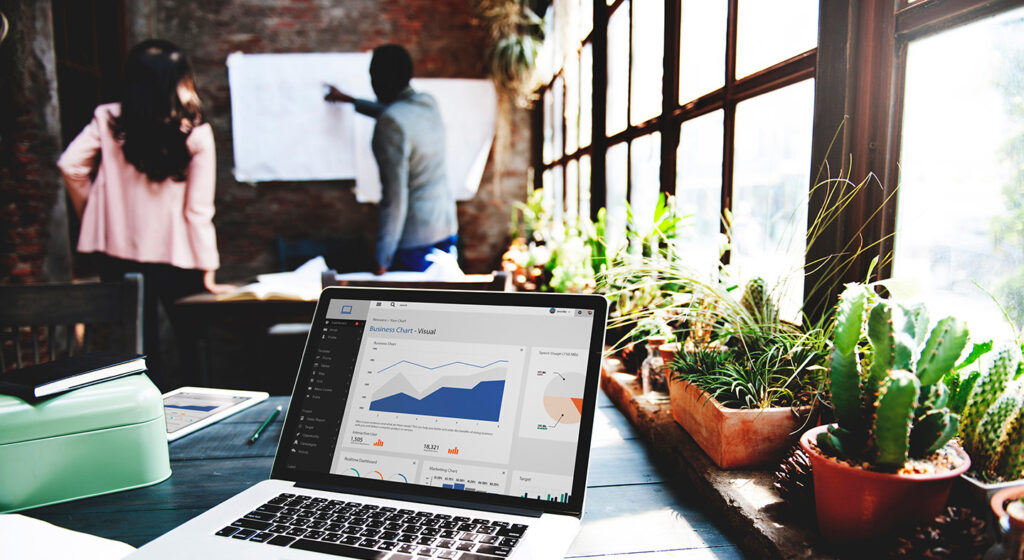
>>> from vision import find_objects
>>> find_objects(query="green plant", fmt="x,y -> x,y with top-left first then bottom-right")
957,348 -> 1024,481
672,330 -> 827,409
475,0 -> 545,106
816,284 -> 970,472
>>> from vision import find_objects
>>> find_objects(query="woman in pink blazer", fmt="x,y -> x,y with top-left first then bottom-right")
58,39 -> 231,387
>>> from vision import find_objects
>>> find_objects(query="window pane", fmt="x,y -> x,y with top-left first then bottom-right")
553,165 -> 564,223
579,0 -> 593,41
679,0 -> 727,104
580,154 -> 592,221
735,0 -> 818,79
579,43 -> 593,147
566,158 -> 580,223
542,88 -> 554,164
565,53 -> 580,155
553,76 -> 564,162
895,7 -> 1024,344
606,142 -> 629,250
630,1 -> 664,125
732,80 -> 815,319
606,1 -> 630,136
676,110 -> 724,271
630,133 -> 662,239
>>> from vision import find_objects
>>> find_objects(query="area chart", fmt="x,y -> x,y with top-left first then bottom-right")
369,359 -> 508,422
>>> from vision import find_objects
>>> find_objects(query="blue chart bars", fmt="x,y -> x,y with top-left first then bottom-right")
369,359 -> 508,422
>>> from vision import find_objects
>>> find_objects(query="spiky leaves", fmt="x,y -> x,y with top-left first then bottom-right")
830,285 -> 867,433
974,393 -> 1023,473
874,370 -> 921,471
916,317 -> 969,386
961,349 -> 1017,451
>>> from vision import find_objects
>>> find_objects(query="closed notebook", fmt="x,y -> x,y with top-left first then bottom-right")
0,352 -> 147,401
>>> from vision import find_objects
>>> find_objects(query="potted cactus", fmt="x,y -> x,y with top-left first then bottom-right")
800,283 -> 972,543
956,348 -> 1024,504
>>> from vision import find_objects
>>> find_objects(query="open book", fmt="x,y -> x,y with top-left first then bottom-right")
217,257 -> 326,302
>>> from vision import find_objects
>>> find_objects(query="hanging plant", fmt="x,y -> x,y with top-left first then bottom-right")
475,0 -> 546,107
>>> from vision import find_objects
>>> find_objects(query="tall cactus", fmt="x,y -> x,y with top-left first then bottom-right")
974,393 -> 1023,470
873,370 -> 920,470
960,349 -> 1017,451
819,284 -> 969,472
996,413 -> 1024,480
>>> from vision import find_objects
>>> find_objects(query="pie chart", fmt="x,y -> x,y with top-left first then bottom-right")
542,372 -> 585,425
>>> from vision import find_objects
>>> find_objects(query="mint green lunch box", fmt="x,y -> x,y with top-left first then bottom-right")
0,374 -> 171,513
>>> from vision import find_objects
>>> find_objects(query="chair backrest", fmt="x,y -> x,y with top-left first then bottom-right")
320,270 -> 510,292
0,273 -> 143,372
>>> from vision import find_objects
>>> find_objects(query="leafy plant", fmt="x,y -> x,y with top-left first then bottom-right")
816,284 -> 969,472
671,326 -> 828,409
957,348 -> 1024,481
475,0 -> 545,106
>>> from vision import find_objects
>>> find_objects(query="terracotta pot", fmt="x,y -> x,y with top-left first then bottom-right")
991,486 -> 1024,560
668,378 -> 809,469
658,342 -> 680,364
800,424 -> 970,543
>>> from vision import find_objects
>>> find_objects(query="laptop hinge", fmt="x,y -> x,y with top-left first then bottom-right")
294,482 -> 543,519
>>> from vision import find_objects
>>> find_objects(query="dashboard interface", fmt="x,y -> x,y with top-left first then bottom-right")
284,296 -> 598,505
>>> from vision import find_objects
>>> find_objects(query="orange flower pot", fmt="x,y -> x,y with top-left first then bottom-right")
667,376 -> 810,469
800,424 -> 970,543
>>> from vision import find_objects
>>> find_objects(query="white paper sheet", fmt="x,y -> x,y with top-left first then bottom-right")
0,514 -> 135,559
227,52 -> 496,201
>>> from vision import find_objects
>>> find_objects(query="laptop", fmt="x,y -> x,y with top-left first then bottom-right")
130,287 -> 608,559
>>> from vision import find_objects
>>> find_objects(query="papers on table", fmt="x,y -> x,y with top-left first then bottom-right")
218,256 -> 328,302
0,514 -> 135,559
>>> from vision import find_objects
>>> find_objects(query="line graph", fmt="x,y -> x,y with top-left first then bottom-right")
377,359 -> 509,374
368,350 -> 512,422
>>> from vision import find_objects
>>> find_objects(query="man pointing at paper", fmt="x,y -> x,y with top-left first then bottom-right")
325,44 -> 458,275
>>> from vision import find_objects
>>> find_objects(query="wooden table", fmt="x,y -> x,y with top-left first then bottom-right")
24,395 -> 746,558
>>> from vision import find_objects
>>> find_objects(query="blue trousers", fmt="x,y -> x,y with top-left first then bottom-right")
391,235 -> 459,272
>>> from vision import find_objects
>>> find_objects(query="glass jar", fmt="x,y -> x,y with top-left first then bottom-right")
640,336 -> 668,396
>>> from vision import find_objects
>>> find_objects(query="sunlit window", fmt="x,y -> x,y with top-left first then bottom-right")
553,76 -> 564,162
542,88 -> 554,164
579,43 -> 593,148
735,0 -> 818,78
679,0 -> 726,104
630,133 -> 661,242
564,53 -> 579,155
630,1 -> 663,125
566,158 -> 580,223
606,2 -> 630,136
895,7 -> 1024,343
579,154 -> 592,221
606,142 -> 629,251
732,80 -> 815,319
677,111 -> 725,271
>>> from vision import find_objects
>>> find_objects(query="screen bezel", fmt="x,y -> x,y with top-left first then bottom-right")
270,287 -> 608,517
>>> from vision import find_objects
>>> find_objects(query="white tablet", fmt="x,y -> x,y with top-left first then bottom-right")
163,386 -> 269,441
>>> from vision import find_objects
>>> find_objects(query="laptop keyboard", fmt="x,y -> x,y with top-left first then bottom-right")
214,493 -> 528,559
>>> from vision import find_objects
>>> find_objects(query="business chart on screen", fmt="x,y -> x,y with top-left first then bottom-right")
337,338 -> 524,464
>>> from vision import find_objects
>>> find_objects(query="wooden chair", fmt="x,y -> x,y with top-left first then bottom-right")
0,273 -> 143,372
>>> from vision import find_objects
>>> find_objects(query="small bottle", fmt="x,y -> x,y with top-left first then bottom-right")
640,336 -> 667,397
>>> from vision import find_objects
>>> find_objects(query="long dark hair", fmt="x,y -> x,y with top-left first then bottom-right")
113,39 -> 202,182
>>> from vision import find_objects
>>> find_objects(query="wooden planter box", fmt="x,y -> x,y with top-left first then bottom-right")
668,378 -> 809,469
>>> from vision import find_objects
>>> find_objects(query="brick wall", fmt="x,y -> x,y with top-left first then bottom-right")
0,0 -> 70,284
148,0 -> 529,277
0,0 -> 529,284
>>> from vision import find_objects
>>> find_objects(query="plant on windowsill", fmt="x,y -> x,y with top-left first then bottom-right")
657,277 -> 829,469
953,346 -> 1024,505
800,283 -> 972,543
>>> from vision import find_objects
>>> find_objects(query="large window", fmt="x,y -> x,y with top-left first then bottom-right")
535,0 -> 818,317
534,0 -> 1024,333
891,5 -> 1024,342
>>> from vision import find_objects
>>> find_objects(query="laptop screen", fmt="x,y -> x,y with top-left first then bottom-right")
272,288 -> 607,516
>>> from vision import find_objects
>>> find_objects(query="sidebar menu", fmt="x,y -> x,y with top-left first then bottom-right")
286,319 -> 364,472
